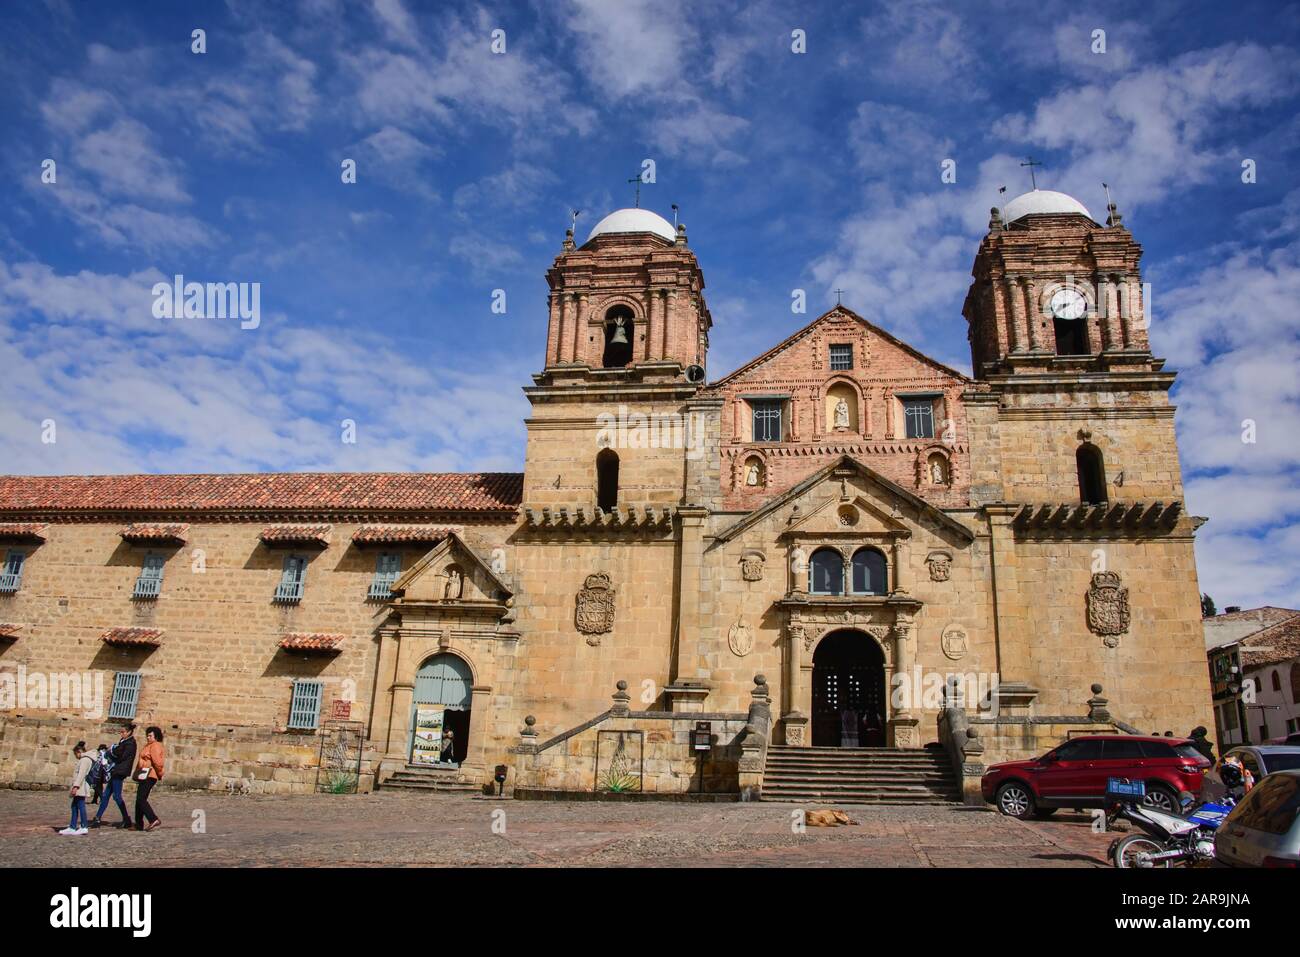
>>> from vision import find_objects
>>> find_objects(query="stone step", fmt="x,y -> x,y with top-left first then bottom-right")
766,758 -> 951,769
763,794 -> 962,806
762,745 -> 958,805
381,778 -> 481,793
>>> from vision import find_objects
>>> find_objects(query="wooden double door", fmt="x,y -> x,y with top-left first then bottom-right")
811,630 -> 886,748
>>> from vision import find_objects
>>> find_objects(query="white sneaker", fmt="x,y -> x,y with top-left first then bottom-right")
58,827 -> 77,835
74,828 -> 89,835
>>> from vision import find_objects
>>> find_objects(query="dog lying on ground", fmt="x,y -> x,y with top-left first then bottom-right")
804,808 -> 858,827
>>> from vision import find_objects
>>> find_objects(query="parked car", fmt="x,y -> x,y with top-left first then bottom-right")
982,734 -> 1210,819
1224,745 -> 1300,780
1214,769 -> 1300,867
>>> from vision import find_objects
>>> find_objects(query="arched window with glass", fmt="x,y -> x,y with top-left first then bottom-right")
851,547 -> 888,595
809,548 -> 844,595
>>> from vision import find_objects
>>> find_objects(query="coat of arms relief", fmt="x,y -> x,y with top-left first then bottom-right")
576,573 -> 616,645
1086,571 -> 1130,647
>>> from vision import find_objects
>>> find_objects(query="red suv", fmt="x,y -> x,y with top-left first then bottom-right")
982,735 -> 1210,819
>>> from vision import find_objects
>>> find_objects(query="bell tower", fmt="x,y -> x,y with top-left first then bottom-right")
522,207 -> 720,511
542,208 -> 711,373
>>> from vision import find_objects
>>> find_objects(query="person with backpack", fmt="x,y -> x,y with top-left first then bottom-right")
89,724 -> 135,829
59,741 -> 94,836
87,744 -> 109,805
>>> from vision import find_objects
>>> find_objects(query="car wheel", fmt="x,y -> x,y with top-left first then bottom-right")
1142,785 -> 1179,814
1114,834 -> 1170,868
995,782 -> 1035,819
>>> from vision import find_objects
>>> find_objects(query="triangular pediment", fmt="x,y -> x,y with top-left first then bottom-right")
707,305 -> 970,388
712,455 -> 974,547
784,491 -> 910,538
391,532 -> 512,604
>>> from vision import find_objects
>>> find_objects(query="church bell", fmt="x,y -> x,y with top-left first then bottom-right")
608,320 -> 629,346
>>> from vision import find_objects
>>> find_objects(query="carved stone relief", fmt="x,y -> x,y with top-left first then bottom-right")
1087,571 -> 1130,647
576,572 -> 616,645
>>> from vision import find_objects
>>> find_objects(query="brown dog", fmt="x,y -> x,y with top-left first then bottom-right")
804,808 -> 857,827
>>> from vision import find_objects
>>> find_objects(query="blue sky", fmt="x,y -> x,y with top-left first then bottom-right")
0,0 -> 1298,608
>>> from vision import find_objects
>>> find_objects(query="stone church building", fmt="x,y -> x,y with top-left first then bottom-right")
0,189 -> 1213,801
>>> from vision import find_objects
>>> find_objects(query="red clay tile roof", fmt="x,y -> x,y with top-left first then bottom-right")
0,623 -> 20,640
260,524 -> 332,545
1242,615 -> 1300,668
0,473 -> 523,515
100,627 -> 163,647
119,523 -> 190,543
0,522 -> 47,540
352,524 -> 458,544
279,632 -> 345,653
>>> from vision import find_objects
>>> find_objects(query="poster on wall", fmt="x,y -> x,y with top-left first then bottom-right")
411,707 -> 446,765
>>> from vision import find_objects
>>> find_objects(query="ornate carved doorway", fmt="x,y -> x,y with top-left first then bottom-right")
811,630 -> 886,747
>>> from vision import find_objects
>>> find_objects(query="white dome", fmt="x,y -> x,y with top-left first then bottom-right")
586,208 -> 676,243
1001,189 -> 1093,223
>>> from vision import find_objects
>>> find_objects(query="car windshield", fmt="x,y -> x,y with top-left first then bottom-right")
1261,754 -> 1300,774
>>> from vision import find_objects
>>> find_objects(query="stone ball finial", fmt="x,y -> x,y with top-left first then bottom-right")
754,674 -> 767,687
524,715 -> 536,727
966,727 -> 978,739
616,680 -> 628,691
1091,683 -> 1103,695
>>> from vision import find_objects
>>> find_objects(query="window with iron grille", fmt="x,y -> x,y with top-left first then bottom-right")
903,398 -> 935,439
829,343 -> 853,370
0,550 -> 24,593
108,672 -> 141,720
133,553 -> 165,600
288,679 -> 323,730
368,552 -> 401,599
751,399 -> 783,443
274,555 -> 306,603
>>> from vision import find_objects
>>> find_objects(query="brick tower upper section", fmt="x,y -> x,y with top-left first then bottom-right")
963,189 -> 1154,379
542,208 -> 712,374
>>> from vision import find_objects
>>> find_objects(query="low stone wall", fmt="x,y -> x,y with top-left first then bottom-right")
512,710 -> 750,795
0,715 -> 378,795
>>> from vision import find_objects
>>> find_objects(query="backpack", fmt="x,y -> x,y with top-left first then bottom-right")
87,758 -> 106,789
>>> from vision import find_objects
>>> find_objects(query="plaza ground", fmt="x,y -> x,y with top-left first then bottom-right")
0,789 -> 1118,867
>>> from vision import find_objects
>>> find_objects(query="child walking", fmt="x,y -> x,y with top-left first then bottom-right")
59,741 -> 94,836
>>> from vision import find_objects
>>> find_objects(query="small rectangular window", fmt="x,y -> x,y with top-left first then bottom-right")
829,344 -> 853,370
0,550 -> 25,593
288,679 -> 324,730
751,399 -> 783,442
132,554 -> 165,600
368,552 -> 401,600
903,399 -> 935,439
108,672 -> 141,720
275,555 -> 306,603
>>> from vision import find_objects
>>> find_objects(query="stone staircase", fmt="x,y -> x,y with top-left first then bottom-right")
761,746 -> 961,805
380,764 -> 482,795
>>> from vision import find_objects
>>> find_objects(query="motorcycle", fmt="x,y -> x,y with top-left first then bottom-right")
1105,775 -> 1239,868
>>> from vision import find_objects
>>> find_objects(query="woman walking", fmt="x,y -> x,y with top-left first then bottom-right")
134,726 -> 166,831
59,741 -> 94,836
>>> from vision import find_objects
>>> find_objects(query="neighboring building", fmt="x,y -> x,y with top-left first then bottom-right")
1206,606 -> 1300,746
0,190 -> 1215,796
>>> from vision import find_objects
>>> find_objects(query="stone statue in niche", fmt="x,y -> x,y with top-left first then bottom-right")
745,462 -> 762,486
1087,571 -> 1130,647
931,458 -> 946,484
926,552 -> 952,582
741,554 -> 765,582
834,398 -> 850,430
442,566 -> 463,600
576,572 -> 616,645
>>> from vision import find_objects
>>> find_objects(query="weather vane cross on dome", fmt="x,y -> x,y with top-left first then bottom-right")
1020,156 -> 1043,190
627,172 -> 649,208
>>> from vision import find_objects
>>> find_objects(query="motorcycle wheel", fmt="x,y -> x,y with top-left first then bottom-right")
1113,834 -> 1171,868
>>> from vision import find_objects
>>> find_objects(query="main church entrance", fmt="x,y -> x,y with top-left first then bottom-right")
811,630 -> 886,747
409,653 -> 472,765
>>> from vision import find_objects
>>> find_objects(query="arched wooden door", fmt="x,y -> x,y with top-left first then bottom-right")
811,630 -> 886,747
409,654 -> 472,765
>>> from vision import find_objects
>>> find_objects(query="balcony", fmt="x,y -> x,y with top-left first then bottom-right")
273,581 -> 304,604
132,576 -> 162,600
367,575 -> 398,601
0,573 -> 20,594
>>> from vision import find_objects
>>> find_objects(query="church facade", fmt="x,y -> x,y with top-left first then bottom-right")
0,190 -> 1213,798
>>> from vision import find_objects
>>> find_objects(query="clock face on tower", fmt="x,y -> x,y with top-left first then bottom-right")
1048,287 -> 1087,320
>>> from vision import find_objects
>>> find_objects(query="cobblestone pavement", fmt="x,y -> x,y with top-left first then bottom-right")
0,790 -> 1118,867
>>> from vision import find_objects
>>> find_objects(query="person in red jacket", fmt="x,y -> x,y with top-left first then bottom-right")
133,726 -> 166,832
